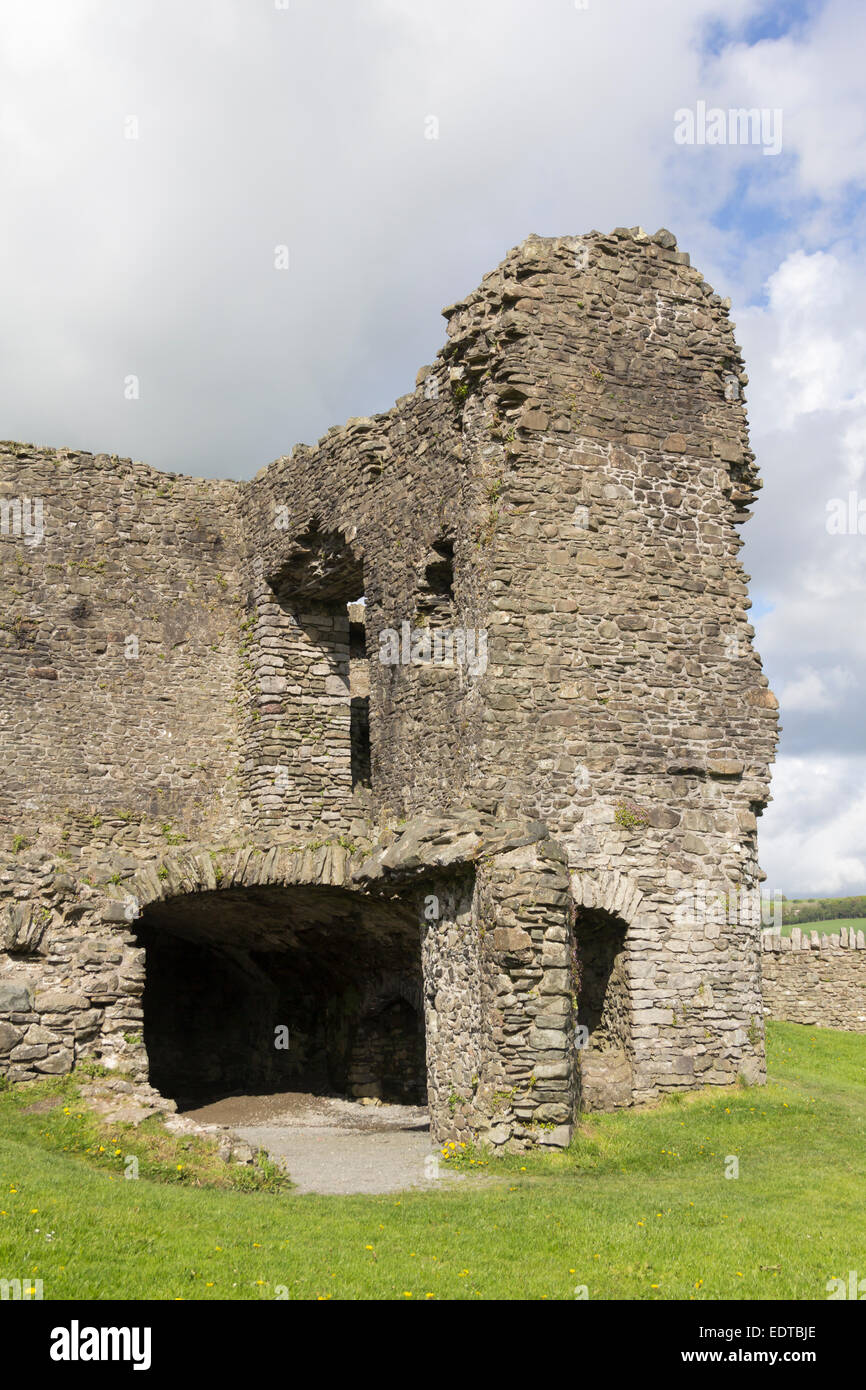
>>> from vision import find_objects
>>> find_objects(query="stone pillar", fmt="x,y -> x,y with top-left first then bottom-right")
473,838 -> 575,1151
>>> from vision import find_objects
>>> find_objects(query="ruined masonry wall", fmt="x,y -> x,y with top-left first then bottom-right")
761,930 -> 866,1032
238,359 -> 486,831
240,594 -> 354,832
0,227 -> 795,1147
438,229 -> 778,1097
0,451 -> 245,851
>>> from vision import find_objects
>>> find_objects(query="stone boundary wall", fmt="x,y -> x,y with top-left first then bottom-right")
761,929 -> 866,1032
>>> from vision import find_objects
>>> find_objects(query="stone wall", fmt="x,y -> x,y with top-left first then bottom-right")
239,373 -> 485,833
0,227 -> 782,1148
0,449 -> 245,853
234,228 -> 776,1102
0,816 -> 576,1148
761,929 -> 866,1032
240,586 -> 354,832
446,229 -> 775,1101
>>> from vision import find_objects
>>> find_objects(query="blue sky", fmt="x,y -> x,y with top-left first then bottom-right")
1,0 -> 864,894
702,0 -> 821,52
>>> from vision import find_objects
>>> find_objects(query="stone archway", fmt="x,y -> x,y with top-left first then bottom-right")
1,819 -> 585,1149
570,870 -> 643,1111
128,874 -> 427,1110
572,906 -> 632,1109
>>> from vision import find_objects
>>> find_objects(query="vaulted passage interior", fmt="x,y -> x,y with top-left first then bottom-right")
133,884 -> 427,1111
573,906 -> 633,1110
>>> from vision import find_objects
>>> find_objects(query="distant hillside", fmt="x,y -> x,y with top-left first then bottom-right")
781,895 -> 866,925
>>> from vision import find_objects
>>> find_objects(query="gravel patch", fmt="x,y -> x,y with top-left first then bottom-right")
180,1090 -> 463,1196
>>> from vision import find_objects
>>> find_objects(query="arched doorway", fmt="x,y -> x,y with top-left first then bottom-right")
572,906 -> 633,1110
132,881 -> 428,1111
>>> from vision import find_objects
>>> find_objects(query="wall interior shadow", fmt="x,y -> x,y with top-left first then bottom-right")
135,884 -> 426,1111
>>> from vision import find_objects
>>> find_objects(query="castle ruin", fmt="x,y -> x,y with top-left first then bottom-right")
0,228 -> 779,1149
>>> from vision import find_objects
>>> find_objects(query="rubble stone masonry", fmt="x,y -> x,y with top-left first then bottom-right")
762,929 -> 866,1032
0,227 -> 784,1149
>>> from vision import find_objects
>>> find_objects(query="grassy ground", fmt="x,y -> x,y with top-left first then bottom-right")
0,1076 -> 289,1194
1,1022 -> 864,1301
778,917 -> 864,937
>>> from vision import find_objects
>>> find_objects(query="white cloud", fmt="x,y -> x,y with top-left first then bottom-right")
738,249 -> 866,433
0,0 -> 765,475
777,665 -> 855,712
705,5 -> 866,199
760,755 -> 866,896
735,235 -> 866,830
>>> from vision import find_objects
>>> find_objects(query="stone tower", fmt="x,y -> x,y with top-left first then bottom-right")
0,228 -> 778,1149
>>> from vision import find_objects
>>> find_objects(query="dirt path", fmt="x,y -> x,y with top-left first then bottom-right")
181,1091 -> 463,1196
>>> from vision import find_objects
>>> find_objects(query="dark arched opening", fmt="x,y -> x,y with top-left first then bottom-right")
133,882 -> 427,1111
572,906 -> 633,1110
348,600 -> 372,791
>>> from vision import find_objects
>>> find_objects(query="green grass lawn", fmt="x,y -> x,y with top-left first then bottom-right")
779,918 -> 865,937
2,1022 -> 865,1301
